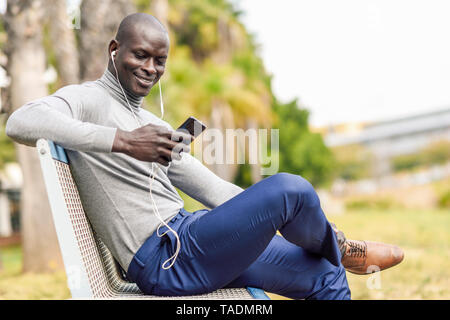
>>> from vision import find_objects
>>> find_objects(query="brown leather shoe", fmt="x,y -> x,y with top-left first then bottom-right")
341,240 -> 404,275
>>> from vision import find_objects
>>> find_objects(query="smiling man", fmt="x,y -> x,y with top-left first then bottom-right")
6,13 -> 403,300
109,14 -> 168,96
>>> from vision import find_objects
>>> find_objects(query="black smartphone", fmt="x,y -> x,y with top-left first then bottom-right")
177,116 -> 207,139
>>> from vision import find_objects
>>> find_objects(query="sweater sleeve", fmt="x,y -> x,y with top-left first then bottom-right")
168,152 -> 244,209
6,85 -> 117,153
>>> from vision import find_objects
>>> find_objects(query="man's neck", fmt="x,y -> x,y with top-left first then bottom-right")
98,67 -> 144,110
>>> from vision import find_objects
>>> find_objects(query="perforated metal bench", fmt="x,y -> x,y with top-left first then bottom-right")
37,138 -> 269,300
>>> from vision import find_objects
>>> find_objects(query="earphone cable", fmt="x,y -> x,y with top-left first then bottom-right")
111,52 -> 181,270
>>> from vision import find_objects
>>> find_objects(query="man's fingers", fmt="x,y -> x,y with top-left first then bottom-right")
157,156 -> 170,166
159,129 -> 173,139
159,137 -> 179,150
171,130 -> 194,145
156,142 -> 190,165
143,123 -> 172,139
171,143 -> 190,161
143,124 -> 192,145
159,137 -> 192,153
158,147 -> 173,161
139,125 -> 192,165
181,144 -> 191,153
156,149 -> 171,166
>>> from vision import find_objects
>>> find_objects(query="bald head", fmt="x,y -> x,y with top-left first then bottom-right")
115,13 -> 168,45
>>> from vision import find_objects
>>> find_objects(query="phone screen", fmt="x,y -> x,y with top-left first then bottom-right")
177,116 -> 207,138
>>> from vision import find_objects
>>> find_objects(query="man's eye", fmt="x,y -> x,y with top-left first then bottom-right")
135,53 -> 146,59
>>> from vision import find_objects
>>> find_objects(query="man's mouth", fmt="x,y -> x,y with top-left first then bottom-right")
134,73 -> 155,87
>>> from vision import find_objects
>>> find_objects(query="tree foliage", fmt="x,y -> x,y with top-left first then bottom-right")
273,99 -> 335,187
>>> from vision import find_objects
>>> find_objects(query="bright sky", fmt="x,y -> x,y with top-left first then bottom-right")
234,0 -> 450,127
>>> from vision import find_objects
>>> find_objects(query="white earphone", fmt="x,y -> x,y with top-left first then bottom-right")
110,47 -> 178,270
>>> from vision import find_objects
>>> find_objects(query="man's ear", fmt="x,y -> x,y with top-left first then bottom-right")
108,39 -> 120,58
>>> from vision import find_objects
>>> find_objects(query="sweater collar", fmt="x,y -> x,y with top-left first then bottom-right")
98,68 -> 144,110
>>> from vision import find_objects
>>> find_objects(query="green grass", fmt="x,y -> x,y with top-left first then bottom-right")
0,245 -> 70,300
0,207 -> 449,299
328,208 -> 450,300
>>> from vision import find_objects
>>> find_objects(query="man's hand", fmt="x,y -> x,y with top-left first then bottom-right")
112,123 -> 193,166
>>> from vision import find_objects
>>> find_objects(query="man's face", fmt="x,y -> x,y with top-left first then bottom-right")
112,24 -> 169,97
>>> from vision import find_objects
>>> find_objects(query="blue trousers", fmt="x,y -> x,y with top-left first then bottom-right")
127,173 -> 351,300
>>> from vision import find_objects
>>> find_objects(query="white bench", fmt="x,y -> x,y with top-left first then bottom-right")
37,138 -> 269,300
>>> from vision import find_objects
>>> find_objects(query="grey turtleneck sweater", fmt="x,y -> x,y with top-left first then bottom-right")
6,69 -> 244,271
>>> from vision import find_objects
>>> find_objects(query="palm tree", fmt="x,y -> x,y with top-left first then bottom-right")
3,0 -> 63,272
164,1 -> 274,182
46,0 -> 80,86
150,0 -> 169,27
78,0 -> 135,82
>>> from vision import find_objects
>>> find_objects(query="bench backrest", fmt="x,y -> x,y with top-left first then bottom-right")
37,139 -> 142,298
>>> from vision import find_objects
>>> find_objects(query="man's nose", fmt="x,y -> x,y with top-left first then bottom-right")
142,57 -> 157,74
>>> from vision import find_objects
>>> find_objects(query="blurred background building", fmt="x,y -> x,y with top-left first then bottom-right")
324,107 -> 450,177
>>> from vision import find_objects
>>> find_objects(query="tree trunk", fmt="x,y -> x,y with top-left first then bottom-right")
78,0 -> 135,82
150,0 -> 168,27
208,101 -> 239,182
212,16 -> 245,65
206,16 -> 248,183
46,0 -> 80,86
4,0 -> 64,272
